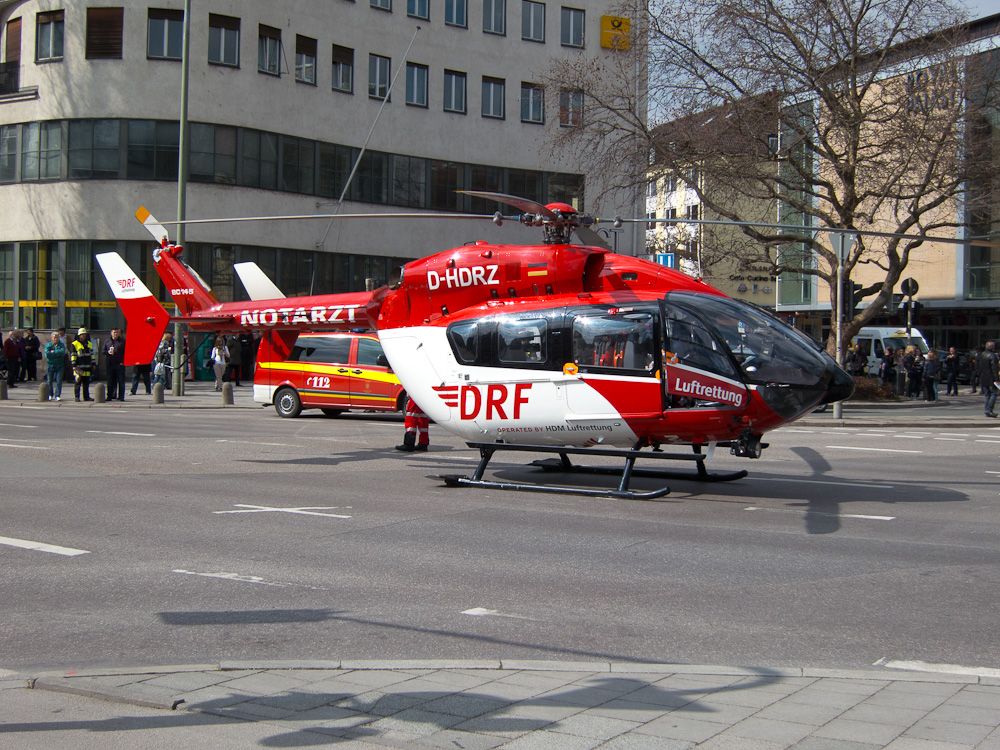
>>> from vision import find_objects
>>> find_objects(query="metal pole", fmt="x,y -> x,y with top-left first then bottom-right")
173,0 -> 192,396
833,235 -> 844,419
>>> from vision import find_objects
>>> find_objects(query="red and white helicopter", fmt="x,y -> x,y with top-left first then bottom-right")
97,193 -> 854,499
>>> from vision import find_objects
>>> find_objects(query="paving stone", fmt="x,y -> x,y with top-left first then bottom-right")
250,690 -> 338,712
452,714 -> 553,735
783,689 -> 870,710
790,739 -> 882,749
497,697 -> 586,722
721,716 -> 817,744
862,690 -> 950,711
338,669 -> 430,689
474,681 -> 555,702
367,692 -> 428,716
546,711 -> 640,740
389,676 -> 462,700
634,714 -> 727,743
698,736 -> 786,750
903,717 -> 994,745
218,671 -> 307,695
623,685 -> 697,708
177,685 -> 257,711
591,733 -> 696,750
369,707 -> 466,735
498,671 -> 589,688
535,685 -> 629,708
497,728 -> 604,749
421,692 -> 511,718
922,702 -> 1000,726
668,700 -> 761,724
587,698 -> 677,722
838,702 -> 928,727
273,704 -> 366,725
202,701 -> 295,721
942,689 -> 1000,710
878,682 -> 965,697
701,687 -> 790,710
410,728 -> 508,750
419,670 -> 499,691
811,717 -> 905,744
804,679 -> 887,696
0,679 -> 29,690
140,671 -> 233,692
754,699 -> 846,726
883,738 -> 979,749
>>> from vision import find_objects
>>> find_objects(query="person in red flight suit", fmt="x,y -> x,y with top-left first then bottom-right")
395,397 -> 429,452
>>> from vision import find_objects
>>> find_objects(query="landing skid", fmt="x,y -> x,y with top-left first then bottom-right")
437,442 -> 749,500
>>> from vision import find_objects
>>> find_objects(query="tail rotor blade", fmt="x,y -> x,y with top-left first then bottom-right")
135,206 -> 171,245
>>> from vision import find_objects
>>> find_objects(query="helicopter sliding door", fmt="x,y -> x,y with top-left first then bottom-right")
566,305 -> 662,418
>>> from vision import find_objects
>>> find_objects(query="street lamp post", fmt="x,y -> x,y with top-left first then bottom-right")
173,0 -> 192,397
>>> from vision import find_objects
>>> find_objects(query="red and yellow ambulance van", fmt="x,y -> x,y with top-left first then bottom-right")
253,331 -> 405,418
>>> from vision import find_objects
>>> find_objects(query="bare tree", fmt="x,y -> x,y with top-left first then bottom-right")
544,0 -> 1000,353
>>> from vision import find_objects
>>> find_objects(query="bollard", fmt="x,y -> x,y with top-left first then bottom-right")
221,381 -> 235,405
38,382 -> 50,402
152,382 -> 165,404
0,381 -> 7,400
94,382 -> 106,403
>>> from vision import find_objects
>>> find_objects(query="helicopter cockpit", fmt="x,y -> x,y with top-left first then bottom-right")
663,292 -> 853,417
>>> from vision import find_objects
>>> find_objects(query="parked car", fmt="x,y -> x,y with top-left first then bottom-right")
254,331 -> 406,418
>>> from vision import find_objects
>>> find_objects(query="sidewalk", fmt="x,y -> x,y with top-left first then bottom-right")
3,660 -> 1000,748
1,377 -> 995,429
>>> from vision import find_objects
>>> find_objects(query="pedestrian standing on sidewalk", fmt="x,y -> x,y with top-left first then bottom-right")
976,341 -> 999,418
943,347 -> 960,397
43,331 -> 65,401
71,328 -> 95,402
880,347 -> 896,390
102,327 -> 127,401
3,330 -> 20,388
922,349 -> 941,402
210,335 -> 229,391
22,327 -> 41,381
970,347 -> 983,394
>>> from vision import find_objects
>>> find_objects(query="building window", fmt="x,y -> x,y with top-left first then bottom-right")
443,70 -> 466,113
521,1 -> 544,41
0,125 -> 18,183
21,121 -> 62,181
369,54 -> 390,100
318,142 -> 354,198
483,0 -> 505,34
430,160 -> 463,209
208,14 -> 240,67
68,119 -> 120,179
408,0 -> 429,19
126,120 -> 178,180
36,11 -> 64,62
332,44 -> 354,93
258,25 -> 281,75
560,6 -> 584,47
392,154 -> 427,207
371,0 -> 392,11
520,83 -> 543,123
686,204 -> 699,221
147,9 -> 183,60
241,129 -> 278,190
295,35 -> 317,84
281,135 -> 315,194
482,77 -> 505,118
190,123 -> 237,184
445,0 -> 467,27
86,7 -> 124,59
559,88 -> 582,126
406,63 -> 428,107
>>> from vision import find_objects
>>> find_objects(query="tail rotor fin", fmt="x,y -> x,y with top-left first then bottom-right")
96,253 -> 171,366
136,207 -> 219,315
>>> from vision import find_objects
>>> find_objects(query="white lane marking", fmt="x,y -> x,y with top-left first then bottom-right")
0,536 -> 90,556
173,569 -> 328,590
891,435 -> 925,440
783,429 -> 815,433
86,430 -> 155,437
826,445 -> 922,453
976,440 -> 1000,444
933,437 -> 966,441
745,507 -> 895,521
0,442 -> 49,450
216,439 -> 296,447
0,423 -> 37,429
938,433 -> 969,437
881,659 -> 1000,679
462,607 -> 532,620
977,434 -> 1000,438
987,471 -> 1000,475
213,504 -> 352,518
755,477 -> 888,489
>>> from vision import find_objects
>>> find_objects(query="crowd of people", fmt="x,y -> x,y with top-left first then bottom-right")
846,339 -> 999,417
1,328 -> 260,401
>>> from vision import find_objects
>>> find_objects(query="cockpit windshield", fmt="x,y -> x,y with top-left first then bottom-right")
667,293 -> 830,388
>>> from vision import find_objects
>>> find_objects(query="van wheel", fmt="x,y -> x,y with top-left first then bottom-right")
396,392 -> 408,412
320,408 -> 343,417
274,388 -> 302,418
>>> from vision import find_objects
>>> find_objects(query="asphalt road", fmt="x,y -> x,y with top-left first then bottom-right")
2,403 -> 999,676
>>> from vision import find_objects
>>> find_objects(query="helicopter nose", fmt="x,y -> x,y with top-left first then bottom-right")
821,363 -> 855,404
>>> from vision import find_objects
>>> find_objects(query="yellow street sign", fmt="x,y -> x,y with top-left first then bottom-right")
601,15 -> 630,49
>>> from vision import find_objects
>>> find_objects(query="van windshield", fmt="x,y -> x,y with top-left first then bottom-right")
885,336 -> 928,354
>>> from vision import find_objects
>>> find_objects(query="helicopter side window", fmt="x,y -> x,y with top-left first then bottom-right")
447,322 -> 479,364
661,307 -> 738,380
571,312 -> 656,374
498,319 -> 547,364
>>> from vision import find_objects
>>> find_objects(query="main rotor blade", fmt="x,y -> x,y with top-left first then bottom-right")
458,190 -> 558,220
624,217 -> 1000,248
151,211 -> 510,227
574,225 -> 613,251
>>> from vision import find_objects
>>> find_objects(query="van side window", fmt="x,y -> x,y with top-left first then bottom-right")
356,337 -> 385,366
874,340 -> 883,359
292,336 -> 351,364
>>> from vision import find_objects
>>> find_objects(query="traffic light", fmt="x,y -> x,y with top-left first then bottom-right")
842,280 -> 863,317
